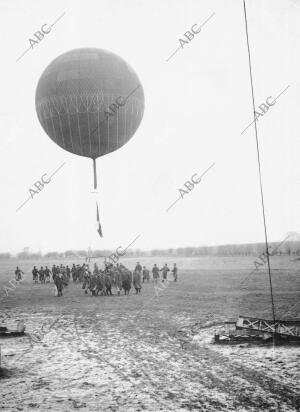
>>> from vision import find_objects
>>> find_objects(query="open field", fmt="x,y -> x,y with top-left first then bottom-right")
0,256 -> 299,411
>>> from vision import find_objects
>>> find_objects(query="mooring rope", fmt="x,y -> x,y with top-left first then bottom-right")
242,0 -> 276,323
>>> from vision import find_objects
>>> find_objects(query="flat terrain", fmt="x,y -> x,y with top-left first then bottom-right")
0,256 -> 299,412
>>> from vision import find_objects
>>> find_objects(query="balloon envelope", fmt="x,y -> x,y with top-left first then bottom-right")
35,48 -> 144,159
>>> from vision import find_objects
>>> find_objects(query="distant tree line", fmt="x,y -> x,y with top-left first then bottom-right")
1,236 -> 300,260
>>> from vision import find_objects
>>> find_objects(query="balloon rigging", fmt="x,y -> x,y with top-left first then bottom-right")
35,48 -> 145,238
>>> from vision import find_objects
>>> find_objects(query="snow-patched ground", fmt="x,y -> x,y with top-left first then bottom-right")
1,308 -> 299,412
0,257 -> 299,412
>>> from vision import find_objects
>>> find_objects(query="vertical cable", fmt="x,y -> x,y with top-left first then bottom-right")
243,0 -> 276,324
93,158 -> 97,190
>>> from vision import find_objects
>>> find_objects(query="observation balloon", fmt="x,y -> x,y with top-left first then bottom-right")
35,48 -> 145,236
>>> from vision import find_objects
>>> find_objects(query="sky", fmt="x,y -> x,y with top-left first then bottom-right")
0,0 -> 300,254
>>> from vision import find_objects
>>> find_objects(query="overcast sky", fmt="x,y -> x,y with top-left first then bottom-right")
0,0 -> 299,254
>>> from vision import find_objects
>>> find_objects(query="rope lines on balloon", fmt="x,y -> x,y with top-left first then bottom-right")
57,112 -> 66,149
66,110 -> 75,152
36,91 -> 143,159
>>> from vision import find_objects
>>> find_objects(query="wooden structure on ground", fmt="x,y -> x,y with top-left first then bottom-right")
214,316 -> 300,344
0,321 -> 25,338
213,1 -> 300,347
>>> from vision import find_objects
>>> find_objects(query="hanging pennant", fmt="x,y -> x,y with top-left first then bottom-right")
96,201 -> 103,238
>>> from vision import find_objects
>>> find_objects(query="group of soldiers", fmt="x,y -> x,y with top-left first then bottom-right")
151,263 -> 178,282
15,261 -> 178,297
80,261 -> 178,297
31,266 -> 53,284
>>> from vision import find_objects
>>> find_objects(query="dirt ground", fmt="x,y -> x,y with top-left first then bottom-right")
0,256 -> 299,411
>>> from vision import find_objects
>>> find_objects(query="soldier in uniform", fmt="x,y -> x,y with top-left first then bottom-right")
51,265 -> 57,281
82,269 -> 91,293
71,264 -> 77,282
15,266 -> 24,281
135,262 -> 142,274
142,266 -> 150,283
78,264 -> 84,283
44,266 -> 51,283
66,265 -> 71,280
32,266 -> 39,283
39,266 -> 45,284
121,268 -> 132,295
133,270 -> 142,293
93,263 -> 99,275
152,264 -> 159,283
172,263 -> 178,282
160,264 -> 170,282
105,272 -> 113,295
115,264 -> 123,295
54,273 -> 64,297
